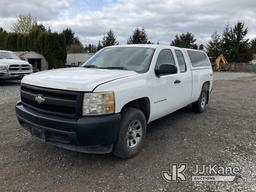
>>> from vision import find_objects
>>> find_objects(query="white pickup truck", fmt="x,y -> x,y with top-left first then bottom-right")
16,45 -> 213,159
0,50 -> 33,79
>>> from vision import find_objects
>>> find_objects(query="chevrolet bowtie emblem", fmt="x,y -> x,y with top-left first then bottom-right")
35,94 -> 45,104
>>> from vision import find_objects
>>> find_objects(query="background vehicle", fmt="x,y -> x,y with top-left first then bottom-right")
210,54 -> 230,71
16,45 -> 213,159
0,50 -> 33,80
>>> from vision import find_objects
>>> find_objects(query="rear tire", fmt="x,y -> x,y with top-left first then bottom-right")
113,107 -> 146,159
192,84 -> 209,113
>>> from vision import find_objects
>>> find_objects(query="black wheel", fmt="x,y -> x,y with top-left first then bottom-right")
113,107 -> 146,159
192,84 -> 209,113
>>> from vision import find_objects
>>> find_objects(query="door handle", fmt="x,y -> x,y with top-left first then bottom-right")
174,80 -> 181,84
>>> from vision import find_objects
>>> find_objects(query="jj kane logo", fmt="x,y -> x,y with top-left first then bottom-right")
162,163 -> 241,182
162,163 -> 187,182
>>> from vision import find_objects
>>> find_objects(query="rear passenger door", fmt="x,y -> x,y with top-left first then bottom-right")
173,49 -> 193,107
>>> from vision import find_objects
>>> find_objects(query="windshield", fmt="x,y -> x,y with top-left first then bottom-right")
0,51 -> 20,60
82,47 -> 155,73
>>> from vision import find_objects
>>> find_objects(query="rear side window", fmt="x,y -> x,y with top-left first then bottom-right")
175,50 -> 186,73
156,49 -> 176,69
187,50 -> 210,67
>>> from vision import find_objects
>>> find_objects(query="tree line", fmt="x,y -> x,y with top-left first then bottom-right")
90,22 -> 256,63
207,22 -> 254,62
0,15 -> 86,69
0,14 -> 256,69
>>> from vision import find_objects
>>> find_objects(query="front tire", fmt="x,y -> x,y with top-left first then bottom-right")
113,107 -> 146,159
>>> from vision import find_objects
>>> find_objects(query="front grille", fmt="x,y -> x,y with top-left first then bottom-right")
9,64 -> 30,72
21,84 -> 83,118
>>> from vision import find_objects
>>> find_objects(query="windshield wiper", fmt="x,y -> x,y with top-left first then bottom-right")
83,65 -> 98,68
99,67 -> 128,70
83,65 -> 129,71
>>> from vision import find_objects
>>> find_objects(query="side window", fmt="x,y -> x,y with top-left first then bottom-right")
175,50 -> 187,73
187,50 -> 210,67
156,49 -> 176,69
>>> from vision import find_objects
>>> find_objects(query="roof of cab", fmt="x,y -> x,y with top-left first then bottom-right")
107,44 -> 206,53
107,44 -> 179,49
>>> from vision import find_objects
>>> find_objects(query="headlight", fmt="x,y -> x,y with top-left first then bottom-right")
82,92 -> 115,116
0,65 -> 7,71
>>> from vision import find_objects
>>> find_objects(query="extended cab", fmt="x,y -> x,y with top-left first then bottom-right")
16,45 -> 213,159
0,50 -> 33,79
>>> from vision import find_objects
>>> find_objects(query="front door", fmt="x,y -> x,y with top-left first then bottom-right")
151,48 -> 184,120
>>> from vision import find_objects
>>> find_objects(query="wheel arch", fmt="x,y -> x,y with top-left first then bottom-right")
120,97 -> 151,122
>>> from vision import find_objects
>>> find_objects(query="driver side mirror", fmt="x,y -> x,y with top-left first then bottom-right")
155,64 -> 177,76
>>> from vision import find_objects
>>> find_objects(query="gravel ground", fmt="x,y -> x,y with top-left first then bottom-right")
0,80 -> 20,105
0,73 -> 256,192
213,72 -> 255,80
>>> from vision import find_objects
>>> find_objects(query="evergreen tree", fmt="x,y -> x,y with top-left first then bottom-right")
42,32 -> 67,68
84,44 -> 89,53
31,24 -> 46,32
5,33 -> 18,51
88,44 -> 92,53
250,38 -> 256,54
102,30 -> 118,47
91,44 -> 97,53
0,27 -> 7,49
62,28 -> 84,53
0,23 -> 67,69
97,41 -> 103,51
67,37 -> 84,53
127,28 -> 148,44
28,25 -> 45,50
206,32 -> 222,57
171,32 -> 198,49
221,22 -> 252,62
0,27 -> 6,33
62,28 -> 75,47
86,44 -> 97,53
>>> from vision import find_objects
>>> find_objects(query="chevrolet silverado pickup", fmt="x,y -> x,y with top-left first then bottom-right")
0,50 -> 33,79
16,45 -> 213,159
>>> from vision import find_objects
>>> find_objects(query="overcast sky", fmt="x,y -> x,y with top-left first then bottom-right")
0,0 -> 256,45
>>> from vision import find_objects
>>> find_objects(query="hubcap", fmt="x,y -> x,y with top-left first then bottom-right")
126,120 -> 143,148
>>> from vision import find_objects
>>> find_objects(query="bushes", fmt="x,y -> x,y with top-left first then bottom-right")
42,33 -> 67,69
0,28 -> 66,69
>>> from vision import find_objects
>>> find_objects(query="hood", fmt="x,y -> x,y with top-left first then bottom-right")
0,59 -> 30,65
22,67 -> 138,92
